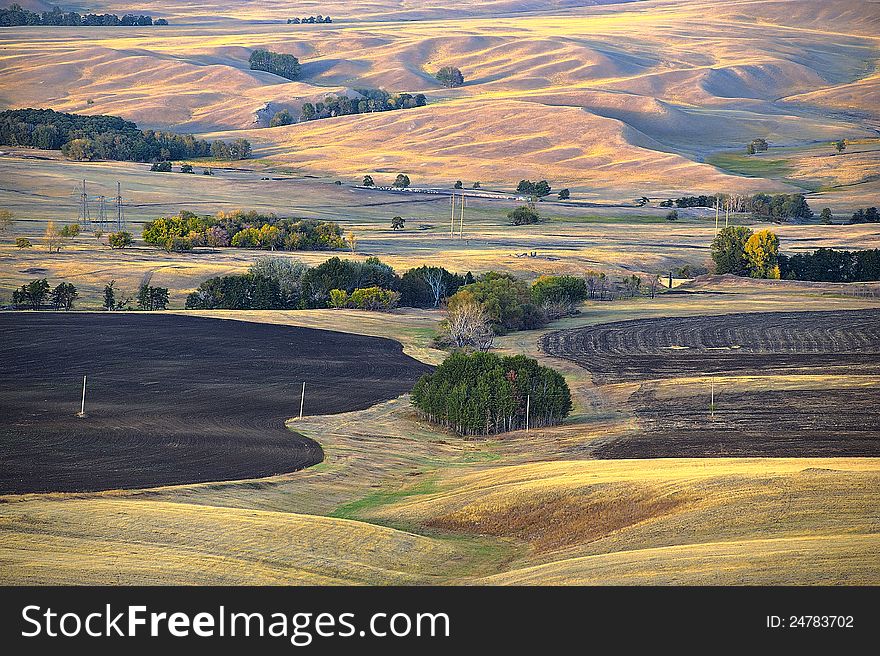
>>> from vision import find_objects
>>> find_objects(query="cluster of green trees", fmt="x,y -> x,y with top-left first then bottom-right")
142,210 -> 346,252
150,162 -> 214,174
186,256 -> 472,311
435,67 -> 464,88
301,89 -> 427,121
0,109 -> 249,163
287,16 -> 332,24
850,207 -> 879,224
10,278 -> 77,310
778,248 -> 880,282
516,180 -> 552,197
249,50 -> 302,81
411,352 -> 572,435
0,5 -> 164,26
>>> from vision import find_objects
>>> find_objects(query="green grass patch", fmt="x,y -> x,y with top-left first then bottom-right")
706,152 -> 792,178
330,477 -> 440,520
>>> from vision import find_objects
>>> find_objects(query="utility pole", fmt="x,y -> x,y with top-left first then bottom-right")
715,197 -> 719,234
525,394 -> 530,433
98,195 -> 107,232
450,193 -> 456,237
459,193 -> 465,239
668,270 -> 673,289
115,181 -> 125,231
710,378 -> 715,420
299,382 -> 306,419
77,375 -> 87,417
79,179 -> 90,229
725,197 -> 730,228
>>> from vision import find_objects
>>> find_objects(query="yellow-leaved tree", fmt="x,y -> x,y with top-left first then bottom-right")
744,229 -> 780,279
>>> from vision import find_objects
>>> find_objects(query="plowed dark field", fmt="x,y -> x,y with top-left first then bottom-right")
0,313 -> 430,494
541,309 -> 880,458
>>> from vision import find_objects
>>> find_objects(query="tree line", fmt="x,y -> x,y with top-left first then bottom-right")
0,5 -> 166,26
411,352 -> 572,435
301,89 -> 427,121
660,193 -> 813,221
142,210 -> 346,253
711,226 -> 880,282
288,16 -> 332,24
0,109 -> 249,163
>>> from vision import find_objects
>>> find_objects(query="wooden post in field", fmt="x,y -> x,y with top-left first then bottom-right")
299,382 -> 306,420
459,193 -> 465,239
525,394 -> 530,433
725,197 -> 730,228
715,198 -> 720,234
710,378 -> 715,420
78,375 -> 86,417
450,193 -> 456,237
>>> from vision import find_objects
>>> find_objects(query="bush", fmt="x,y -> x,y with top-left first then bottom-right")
557,188 -> 570,200
411,352 -> 572,435
508,205 -> 541,225
150,161 -> 172,172
530,275 -> 588,319
108,231 -> 134,249
452,272 -> 544,334
349,286 -> 401,311
15,237 -> 32,249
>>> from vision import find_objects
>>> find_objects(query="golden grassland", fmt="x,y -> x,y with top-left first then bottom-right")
2,283 -> 878,585
1,0 -> 878,199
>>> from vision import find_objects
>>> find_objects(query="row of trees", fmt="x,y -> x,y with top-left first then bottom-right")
10,278 -> 76,310
301,89 -> 427,121
362,173 -> 411,188
142,210 -> 346,252
0,109 -> 249,163
516,180 -> 552,197
850,207 -> 879,224
0,5 -> 165,26
660,193 -> 813,221
779,248 -> 880,283
287,16 -> 332,24
249,49 -> 302,81
411,352 -> 572,435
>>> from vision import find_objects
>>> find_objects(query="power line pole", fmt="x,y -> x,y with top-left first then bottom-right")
450,193 -> 456,237
98,195 -> 107,232
459,193 -> 465,239
79,179 -> 91,229
77,375 -> 87,417
525,394 -> 530,433
115,181 -> 125,231
299,382 -> 306,420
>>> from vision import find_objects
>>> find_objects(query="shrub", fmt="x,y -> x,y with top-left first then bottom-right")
508,205 -> 541,225
150,161 -> 172,172
108,231 -> 134,249
451,272 -> 544,334
530,275 -> 588,319
435,66 -> 464,88
349,286 -> 400,311
411,352 -> 572,435
15,237 -> 32,249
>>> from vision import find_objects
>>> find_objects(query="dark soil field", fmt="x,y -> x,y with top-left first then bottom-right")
542,309 -> 880,458
541,310 -> 880,383
0,313 -> 430,494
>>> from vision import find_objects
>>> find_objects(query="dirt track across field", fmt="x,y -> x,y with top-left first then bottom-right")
541,309 -> 880,458
0,313 -> 430,494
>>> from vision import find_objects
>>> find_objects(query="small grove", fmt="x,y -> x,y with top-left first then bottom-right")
411,352 -> 572,435
142,210 -> 346,252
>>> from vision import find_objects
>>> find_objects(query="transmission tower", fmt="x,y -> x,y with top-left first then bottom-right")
97,195 -> 107,232
115,181 -> 125,231
77,179 -> 91,229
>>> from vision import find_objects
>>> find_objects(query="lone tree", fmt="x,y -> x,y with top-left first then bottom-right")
50,282 -> 78,310
362,174 -> 375,187
819,207 -> 833,224
347,230 -> 357,253
435,66 -> 464,88
454,180 -> 463,189
711,226 -> 753,275
834,139 -> 847,153
391,216 -> 406,230
45,221 -> 64,253
108,231 -> 134,249
744,229 -> 780,279
557,188 -> 570,200
393,173 -> 411,188
0,208 -> 12,237
16,237 -> 32,249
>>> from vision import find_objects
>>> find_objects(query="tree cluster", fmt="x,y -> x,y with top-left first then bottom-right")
142,210 -> 345,253
249,50 -> 302,81
662,193 -> 812,221
516,180 -> 552,197
850,207 -> 879,224
10,278 -> 77,310
301,89 -> 426,121
711,226 -> 781,278
0,5 -> 161,26
329,286 -> 401,311
0,108 -> 248,162
435,67 -> 464,88
287,16 -> 332,24
411,352 -> 572,435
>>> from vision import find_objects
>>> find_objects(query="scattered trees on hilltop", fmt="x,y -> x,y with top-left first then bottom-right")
411,352 -> 572,435
249,49 -> 302,81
